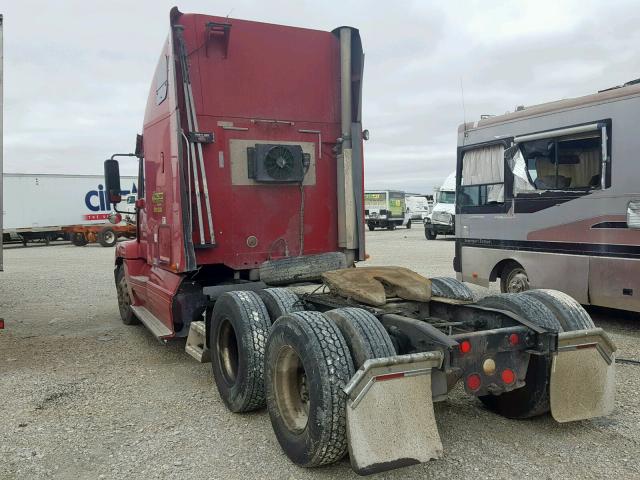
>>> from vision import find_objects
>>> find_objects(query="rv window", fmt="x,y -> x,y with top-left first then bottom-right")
516,131 -> 603,191
460,144 -> 504,205
155,54 -> 169,105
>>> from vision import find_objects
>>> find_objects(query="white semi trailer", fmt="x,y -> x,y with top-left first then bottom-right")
2,173 -> 136,246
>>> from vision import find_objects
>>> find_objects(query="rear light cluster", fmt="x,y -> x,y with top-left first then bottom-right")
459,337 -> 518,392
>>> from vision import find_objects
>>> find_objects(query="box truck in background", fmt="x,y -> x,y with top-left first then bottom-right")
364,190 -> 411,230
424,171 -> 456,239
2,173 -> 137,246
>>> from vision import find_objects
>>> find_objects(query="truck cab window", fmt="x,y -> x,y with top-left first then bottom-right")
516,131 -> 603,192
437,191 -> 455,204
459,144 -> 504,206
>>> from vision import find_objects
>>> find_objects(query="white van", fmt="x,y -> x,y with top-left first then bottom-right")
424,171 -> 456,240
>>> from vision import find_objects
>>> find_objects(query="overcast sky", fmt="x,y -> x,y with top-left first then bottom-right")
3,0 -> 640,193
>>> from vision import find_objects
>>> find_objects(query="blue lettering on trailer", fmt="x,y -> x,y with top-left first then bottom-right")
85,182 -> 137,212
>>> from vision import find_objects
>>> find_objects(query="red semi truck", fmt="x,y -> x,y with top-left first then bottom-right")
105,7 -> 617,475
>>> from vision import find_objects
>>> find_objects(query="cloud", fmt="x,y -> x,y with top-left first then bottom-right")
3,0 -> 639,191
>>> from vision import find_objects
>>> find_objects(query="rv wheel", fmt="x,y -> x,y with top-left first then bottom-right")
265,311 -> 354,467
500,262 -> 530,293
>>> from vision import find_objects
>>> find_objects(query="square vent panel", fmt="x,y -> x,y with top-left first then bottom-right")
247,144 -> 309,183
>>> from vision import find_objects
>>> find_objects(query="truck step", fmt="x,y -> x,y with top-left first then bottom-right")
130,305 -> 173,339
185,320 -> 210,362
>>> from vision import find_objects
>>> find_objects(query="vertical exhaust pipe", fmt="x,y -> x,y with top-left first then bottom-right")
340,28 -> 352,150
336,27 -> 358,259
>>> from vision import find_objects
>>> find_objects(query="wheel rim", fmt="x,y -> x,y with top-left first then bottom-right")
273,345 -> 309,433
104,231 -> 116,243
217,318 -> 240,385
507,269 -> 530,293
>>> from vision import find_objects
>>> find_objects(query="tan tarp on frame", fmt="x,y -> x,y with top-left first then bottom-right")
322,266 -> 432,306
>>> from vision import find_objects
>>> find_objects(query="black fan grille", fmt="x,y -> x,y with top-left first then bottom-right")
264,146 -> 296,179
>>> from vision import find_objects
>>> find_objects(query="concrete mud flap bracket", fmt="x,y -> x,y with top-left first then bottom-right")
343,351 -> 444,475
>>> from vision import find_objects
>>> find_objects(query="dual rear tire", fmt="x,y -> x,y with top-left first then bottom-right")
476,292 -> 594,419
209,290 -> 395,467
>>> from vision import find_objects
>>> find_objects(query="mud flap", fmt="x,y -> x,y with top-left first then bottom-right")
550,328 -> 616,423
343,351 -> 444,475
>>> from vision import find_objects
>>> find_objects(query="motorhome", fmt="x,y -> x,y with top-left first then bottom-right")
424,171 -> 456,239
454,80 -> 640,313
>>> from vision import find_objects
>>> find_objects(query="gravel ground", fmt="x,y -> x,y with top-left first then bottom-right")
1,230 -> 639,479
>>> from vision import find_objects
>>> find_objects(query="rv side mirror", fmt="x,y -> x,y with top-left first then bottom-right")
104,159 -> 122,204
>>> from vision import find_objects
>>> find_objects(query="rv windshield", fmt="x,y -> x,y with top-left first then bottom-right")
438,191 -> 456,204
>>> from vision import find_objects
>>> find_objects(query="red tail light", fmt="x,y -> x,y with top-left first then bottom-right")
508,333 -> 519,346
459,340 -> 472,354
0,319 -> 4,329
466,373 -> 481,391
501,369 -> 516,385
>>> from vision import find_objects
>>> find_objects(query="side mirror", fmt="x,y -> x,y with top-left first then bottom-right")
104,159 -> 122,204
107,212 -> 122,224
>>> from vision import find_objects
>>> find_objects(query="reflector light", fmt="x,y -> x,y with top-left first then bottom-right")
509,333 -> 519,346
376,372 -> 405,382
459,340 -> 472,354
501,369 -> 515,385
466,373 -> 481,391
0,319 -> 4,329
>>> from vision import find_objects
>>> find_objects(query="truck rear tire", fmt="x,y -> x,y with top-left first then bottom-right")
115,266 -> 139,325
210,291 -> 271,413
386,224 -> 396,230
367,222 -> 376,231
98,227 -> 117,247
475,294 -> 562,418
259,252 -> 347,286
522,289 -> 595,331
325,307 -> 396,369
406,220 -> 412,229
430,277 -> 475,301
265,311 -> 354,467
71,232 -> 88,246
258,288 -> 303,323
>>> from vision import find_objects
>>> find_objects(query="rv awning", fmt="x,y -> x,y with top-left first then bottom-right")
514,123 -> 602,143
